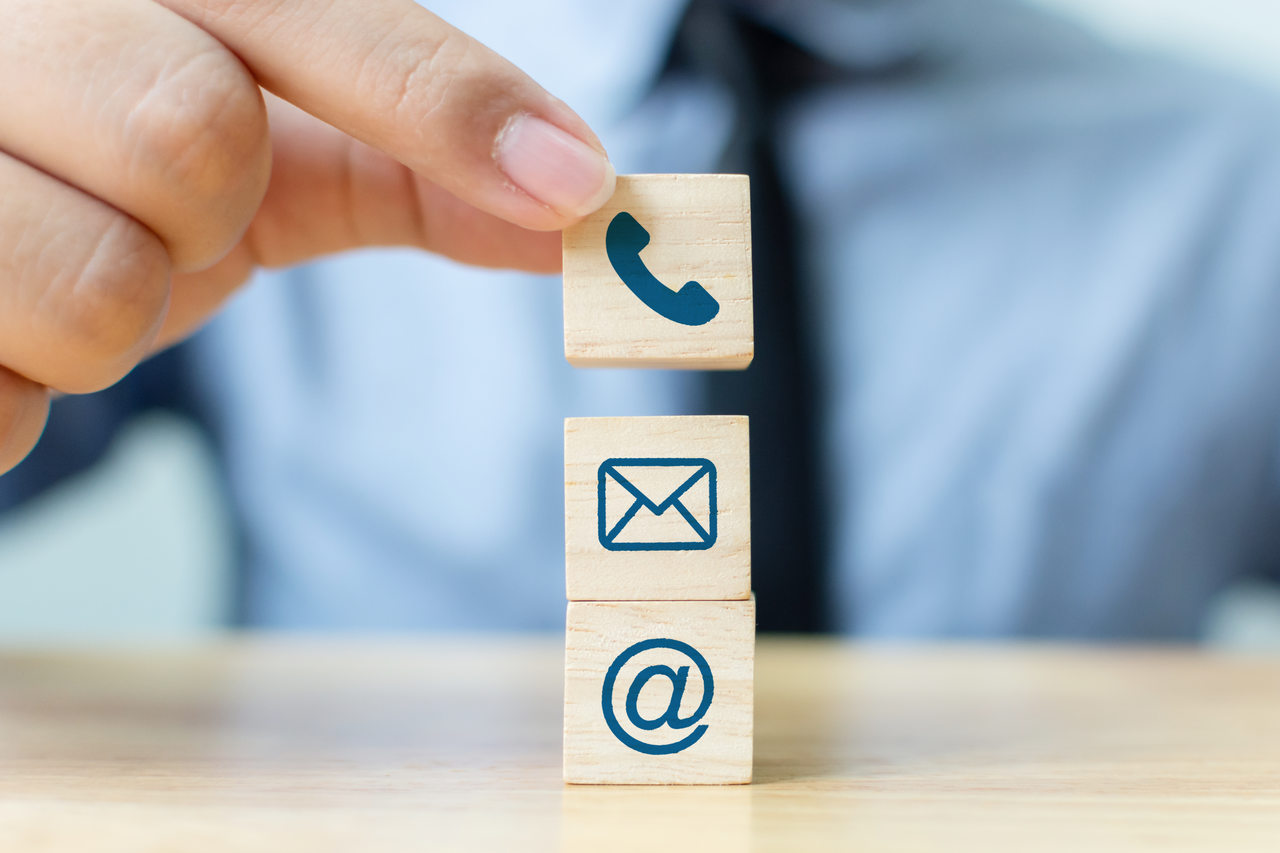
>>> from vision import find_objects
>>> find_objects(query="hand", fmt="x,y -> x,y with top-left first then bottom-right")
0,0 -> 616,473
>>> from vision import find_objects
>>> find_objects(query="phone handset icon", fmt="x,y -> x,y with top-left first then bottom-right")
605,212 -> 720,327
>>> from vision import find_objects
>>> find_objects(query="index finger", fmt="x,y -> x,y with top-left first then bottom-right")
158,0 -> 615,230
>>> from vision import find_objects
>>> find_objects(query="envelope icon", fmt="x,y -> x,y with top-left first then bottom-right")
597,458 -> 717,551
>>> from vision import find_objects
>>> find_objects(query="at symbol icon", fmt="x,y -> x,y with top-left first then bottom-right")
601,638 -> 715,755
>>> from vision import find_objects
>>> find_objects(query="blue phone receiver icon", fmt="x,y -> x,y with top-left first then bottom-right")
606,211 -> 720,327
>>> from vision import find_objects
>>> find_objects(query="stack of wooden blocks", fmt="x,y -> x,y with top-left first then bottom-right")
561,174 -> 756,785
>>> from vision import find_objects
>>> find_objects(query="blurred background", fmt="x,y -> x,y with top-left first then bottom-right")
2,0 -> 1279,646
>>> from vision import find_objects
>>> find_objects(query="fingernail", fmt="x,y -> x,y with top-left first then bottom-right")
495,114 -> 616,217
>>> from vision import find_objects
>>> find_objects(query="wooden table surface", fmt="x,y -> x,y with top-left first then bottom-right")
1,638 -> 1277,852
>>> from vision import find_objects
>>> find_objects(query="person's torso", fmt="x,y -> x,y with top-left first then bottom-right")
190,0 -> 1280,636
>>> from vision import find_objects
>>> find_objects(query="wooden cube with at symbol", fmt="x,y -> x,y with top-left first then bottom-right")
563,598 -> 755,785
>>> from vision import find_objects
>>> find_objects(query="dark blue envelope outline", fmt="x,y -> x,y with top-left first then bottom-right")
597,458 -> 718,551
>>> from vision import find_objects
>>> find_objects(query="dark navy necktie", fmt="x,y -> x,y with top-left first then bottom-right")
670,0 -> 832,632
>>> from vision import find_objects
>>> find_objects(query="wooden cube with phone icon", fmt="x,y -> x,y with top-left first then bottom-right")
562,173 -> 754,369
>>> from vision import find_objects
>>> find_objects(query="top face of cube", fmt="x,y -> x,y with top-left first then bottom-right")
563,174 -> 754,370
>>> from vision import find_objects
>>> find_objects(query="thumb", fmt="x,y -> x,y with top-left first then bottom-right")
159,0 -> 616,231
156,99 -> 566,348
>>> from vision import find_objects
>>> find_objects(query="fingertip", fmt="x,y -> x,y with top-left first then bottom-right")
0,369 -> 50,475
575,157 -> 617,219
494,114 -> 617,225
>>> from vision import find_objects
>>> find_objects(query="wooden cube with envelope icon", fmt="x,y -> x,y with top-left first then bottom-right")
562,174 -> 753,369
564,415 -> 750,602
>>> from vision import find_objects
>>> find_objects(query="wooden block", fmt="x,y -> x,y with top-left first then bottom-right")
564,598 -> 755,785
564,416 -> 750,602
563,174 -> 753,369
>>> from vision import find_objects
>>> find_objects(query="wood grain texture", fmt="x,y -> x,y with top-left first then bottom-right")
565,416 -> 750,601
1,639 -> 1279,852
564,599 -> 755,785
563,174 -> 753,369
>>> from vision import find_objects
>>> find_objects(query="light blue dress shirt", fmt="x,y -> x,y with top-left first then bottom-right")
6,0 -> 1280,637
